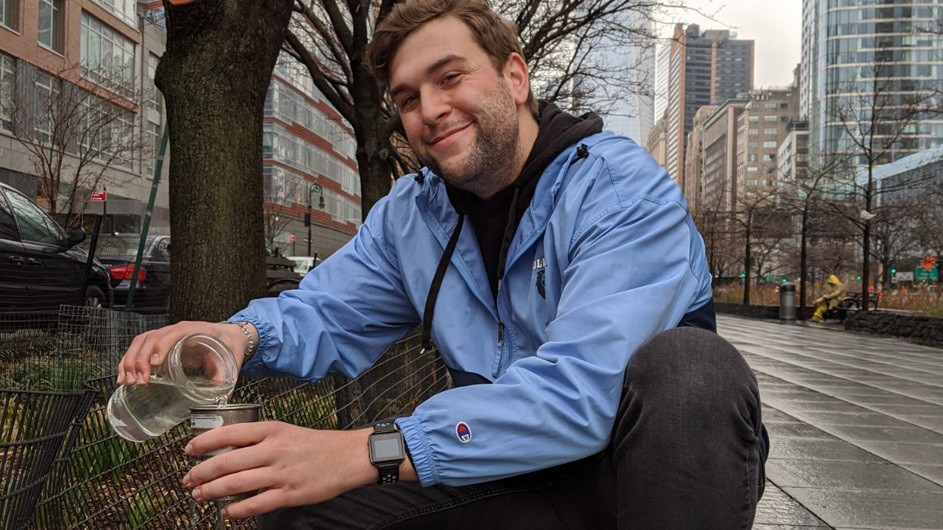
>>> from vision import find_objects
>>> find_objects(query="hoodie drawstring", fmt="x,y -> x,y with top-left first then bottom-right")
496,184 -> 521,294
421,214 -> 465,352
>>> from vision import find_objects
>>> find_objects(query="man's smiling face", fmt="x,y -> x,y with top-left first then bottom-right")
388,17 -> 528,199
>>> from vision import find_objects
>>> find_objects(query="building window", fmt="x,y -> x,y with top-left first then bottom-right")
746,166 -> 759,173
33,72 -> 58,143
80,12 -> 136,96
38,0 -> 63,52
763,128 -> 777,135
91,0 -> 135,27
0,53 -> 12,131
146,121 -> 161,177
763,141 -> 778,148
1,0 -> 18,30
763,115 -> 778,122
146,53 -> 162,115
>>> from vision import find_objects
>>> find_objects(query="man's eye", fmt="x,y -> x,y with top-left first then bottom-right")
398,95 -> 418,111
442,73 -> 461,85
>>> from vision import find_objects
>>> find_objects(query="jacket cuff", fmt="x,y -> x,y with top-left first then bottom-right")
395,415 -> 439,486
227,312 -> 270,374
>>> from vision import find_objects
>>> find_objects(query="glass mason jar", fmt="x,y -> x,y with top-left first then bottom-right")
107,334 -> 238,443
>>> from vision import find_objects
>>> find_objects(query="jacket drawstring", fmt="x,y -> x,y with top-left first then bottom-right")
421,213 -> 465,352
496,184 -> 522,294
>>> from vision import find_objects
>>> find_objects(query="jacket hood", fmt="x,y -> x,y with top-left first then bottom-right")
828,274 -> 841,285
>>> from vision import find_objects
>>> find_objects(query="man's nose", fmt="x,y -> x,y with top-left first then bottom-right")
419,87 -> 450,124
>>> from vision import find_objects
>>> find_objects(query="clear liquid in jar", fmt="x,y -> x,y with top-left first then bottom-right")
107,378 -> 231,443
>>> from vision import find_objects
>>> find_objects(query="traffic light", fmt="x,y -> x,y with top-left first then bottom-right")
890,268 -> 897,274
856,275 -> 862,281
739,271 -> 745,278
304,212 -> 311,227
781,278 -> 787,284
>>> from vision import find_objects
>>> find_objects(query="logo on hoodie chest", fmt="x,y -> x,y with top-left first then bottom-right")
533,258 -> 547,299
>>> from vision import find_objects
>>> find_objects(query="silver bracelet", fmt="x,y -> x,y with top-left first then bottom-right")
224,321 -> 258,361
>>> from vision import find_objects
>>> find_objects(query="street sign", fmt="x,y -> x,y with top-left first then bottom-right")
90,191 -> 107,202
915,266 -> 939,282
892,271 -> 914,283
289,234 -> 296,242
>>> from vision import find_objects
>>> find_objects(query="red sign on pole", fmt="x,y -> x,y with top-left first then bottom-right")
90,191 -> 107,202
289,234 -> 296,242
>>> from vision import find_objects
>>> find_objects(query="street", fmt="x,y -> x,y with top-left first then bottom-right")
718,315 -> 943,529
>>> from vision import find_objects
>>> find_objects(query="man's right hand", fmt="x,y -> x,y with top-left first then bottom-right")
115,321 -> 254,386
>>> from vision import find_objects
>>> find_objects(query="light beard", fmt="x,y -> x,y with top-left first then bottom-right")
417,86 -> 521,198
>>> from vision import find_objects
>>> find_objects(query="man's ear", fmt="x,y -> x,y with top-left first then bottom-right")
503,53 -> 531,107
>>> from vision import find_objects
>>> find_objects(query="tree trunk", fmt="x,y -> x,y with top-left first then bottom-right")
862,220 -> 871,311
351,59 -> 397,219
155,0 -> 293,322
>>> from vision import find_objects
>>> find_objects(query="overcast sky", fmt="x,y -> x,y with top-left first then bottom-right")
657,0 -> 803,88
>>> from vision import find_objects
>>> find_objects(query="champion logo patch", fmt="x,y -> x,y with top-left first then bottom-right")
455,422 -> 472,443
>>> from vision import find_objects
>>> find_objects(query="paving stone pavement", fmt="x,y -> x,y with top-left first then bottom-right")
717,315 -> 943,530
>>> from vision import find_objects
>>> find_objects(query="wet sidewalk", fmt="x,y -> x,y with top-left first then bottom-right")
717,315 -> 943,529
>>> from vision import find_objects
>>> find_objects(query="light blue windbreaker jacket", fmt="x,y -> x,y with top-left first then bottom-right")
233,131 -> 714,487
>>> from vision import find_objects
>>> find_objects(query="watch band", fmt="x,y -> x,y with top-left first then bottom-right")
372,421 -> 402,485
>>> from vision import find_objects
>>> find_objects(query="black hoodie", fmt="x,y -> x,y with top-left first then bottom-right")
445,101 -> 604,297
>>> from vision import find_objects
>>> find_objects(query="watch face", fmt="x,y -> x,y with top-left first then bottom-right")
370,432 -> 404,462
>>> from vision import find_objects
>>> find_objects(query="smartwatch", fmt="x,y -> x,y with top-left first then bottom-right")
368,421 -> 406,485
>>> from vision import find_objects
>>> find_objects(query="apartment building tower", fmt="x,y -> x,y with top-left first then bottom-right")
660,24 -> 754,191
734,89 -> 798,201
1,0 -> 170,232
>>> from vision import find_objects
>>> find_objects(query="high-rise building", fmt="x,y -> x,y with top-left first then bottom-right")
595,9 -> 654,146
778,121 -> 810,185
734,88 -> 798,201
700,98 -> 748,215
800,0 -> 943,165
662,24 -> 754,191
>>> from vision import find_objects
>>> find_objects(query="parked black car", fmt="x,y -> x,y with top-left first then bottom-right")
94,234 -> 172,314
0,182 -> 112,319
91,236 -> 302,313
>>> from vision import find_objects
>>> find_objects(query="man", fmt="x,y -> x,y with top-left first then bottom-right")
811,274 -> 846,322
117,0 -> 767,527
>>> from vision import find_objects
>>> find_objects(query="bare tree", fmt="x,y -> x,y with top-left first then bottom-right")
730,186 -> 780,304
820,59 -> 941,310
11,65 -> 142,230
870,195 -> 922,291
780,154 -> 849,311
913,177 -> 943,262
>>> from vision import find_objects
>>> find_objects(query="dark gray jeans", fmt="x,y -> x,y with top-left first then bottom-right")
259,327 -> 767,529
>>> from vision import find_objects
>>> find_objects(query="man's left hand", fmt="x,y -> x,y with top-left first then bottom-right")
183,422 -> 376,519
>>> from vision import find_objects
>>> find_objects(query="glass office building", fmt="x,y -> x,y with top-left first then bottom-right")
801,0 -> 943,165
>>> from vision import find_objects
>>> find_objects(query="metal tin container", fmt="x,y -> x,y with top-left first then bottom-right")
189,404 -> 261,502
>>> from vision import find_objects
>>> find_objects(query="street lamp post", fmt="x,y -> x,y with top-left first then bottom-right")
306,183 -> 324,257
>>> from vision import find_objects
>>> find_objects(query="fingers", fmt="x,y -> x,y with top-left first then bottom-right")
221,487 -> 300,520
115,321 -> 214,385
189,461 -> 273,504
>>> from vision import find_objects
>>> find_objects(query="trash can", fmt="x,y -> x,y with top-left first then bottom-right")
779,283 -> 796,321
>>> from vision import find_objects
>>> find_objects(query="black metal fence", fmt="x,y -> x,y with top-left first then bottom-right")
0,306 -> 448,529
